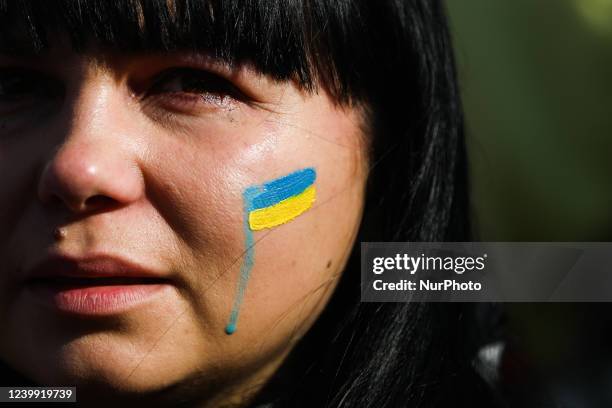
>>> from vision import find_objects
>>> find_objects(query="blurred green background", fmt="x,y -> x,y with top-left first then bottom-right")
448,3 -> 612,404
447,0 -> 612,241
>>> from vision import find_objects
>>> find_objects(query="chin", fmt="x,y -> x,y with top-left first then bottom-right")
24,361 -> 189,408
15,340 -> 183,394
29,356 -> 222,408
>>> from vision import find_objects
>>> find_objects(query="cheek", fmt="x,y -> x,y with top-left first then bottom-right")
0,138 -> 59,313
142,137 -> 249,322
0,141 -> 43,241
237,180 -> 363,341
141,103 -> 366,341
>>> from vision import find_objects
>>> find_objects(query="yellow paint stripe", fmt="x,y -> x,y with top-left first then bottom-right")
248,185 -> 316,231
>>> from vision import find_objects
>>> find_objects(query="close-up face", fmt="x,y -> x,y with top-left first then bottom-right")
0,40 -> 367,405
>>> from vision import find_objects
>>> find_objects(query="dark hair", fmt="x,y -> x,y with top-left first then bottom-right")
0,1 -> 498,407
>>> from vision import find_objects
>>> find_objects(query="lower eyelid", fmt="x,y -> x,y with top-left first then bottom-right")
164,91 -> 233,108
140,91 -> 238,121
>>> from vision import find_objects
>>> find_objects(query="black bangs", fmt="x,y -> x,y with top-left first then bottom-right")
0,0 -> 376,103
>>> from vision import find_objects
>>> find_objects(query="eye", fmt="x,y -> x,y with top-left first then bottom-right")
145,67 -> 247,112
0,68 -> 63,109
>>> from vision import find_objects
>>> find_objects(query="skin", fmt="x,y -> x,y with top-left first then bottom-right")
0,42 -> 368,406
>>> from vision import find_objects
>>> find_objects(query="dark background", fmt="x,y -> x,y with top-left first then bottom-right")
448,1 -> 612,406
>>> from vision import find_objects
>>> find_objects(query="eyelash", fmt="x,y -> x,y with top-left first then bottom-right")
142,67 -> 246,114
0,67 -> 246,118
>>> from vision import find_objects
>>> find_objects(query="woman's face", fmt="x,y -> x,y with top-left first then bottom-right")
0,43 -> 367,405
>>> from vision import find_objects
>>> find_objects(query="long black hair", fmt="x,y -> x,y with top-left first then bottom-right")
0,1 -> 498,407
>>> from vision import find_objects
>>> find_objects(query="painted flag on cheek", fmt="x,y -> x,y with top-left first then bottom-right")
245,167 -> 317,231
225,167 -> 317,335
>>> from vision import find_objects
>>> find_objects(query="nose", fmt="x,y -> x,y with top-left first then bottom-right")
38,78 -> 145,214
38,142 -> 144,213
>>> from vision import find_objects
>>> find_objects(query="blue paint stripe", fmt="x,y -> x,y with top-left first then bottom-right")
248,168 -> 316,211
225,167 -> 317,335
225,188 -> 256,335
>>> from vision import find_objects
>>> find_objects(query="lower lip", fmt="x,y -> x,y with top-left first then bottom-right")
26,282 -> 170,316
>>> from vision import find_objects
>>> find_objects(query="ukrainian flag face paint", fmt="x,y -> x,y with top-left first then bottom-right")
226,168 -> 317,334
246,168 -> 317,231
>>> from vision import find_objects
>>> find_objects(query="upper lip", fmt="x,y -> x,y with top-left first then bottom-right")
23,254 -> 167,283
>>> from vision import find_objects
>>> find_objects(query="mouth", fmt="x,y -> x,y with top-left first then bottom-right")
29,275 -> 169,288
23,255 -> 173,316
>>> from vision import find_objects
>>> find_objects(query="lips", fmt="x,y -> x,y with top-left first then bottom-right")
23,255 -> 173,316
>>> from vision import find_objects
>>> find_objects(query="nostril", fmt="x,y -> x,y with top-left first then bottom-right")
84,195 -> 118,210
